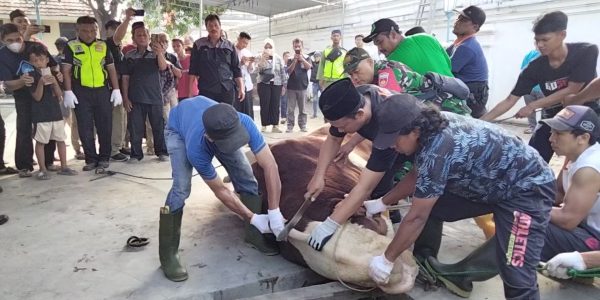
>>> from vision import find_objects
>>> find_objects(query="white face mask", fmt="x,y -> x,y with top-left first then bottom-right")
7,42 -> 22,53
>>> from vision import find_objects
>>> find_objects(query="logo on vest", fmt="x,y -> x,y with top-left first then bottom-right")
73,45 -> 84,55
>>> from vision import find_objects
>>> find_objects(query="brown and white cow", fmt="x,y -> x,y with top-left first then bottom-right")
252,127 -> 418,294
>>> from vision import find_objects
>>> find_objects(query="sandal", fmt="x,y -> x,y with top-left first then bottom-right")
58,167 -> 78,176
36,171 -> 50,180
127,236 -> 150,247
46,165 -> 61,172
0,167 -> 18,175
0,214 -> 8,225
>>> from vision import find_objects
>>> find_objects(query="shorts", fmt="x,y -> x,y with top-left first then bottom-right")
33,120 -> 67,144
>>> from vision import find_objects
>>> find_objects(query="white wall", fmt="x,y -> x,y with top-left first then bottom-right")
229,0 -> 600,119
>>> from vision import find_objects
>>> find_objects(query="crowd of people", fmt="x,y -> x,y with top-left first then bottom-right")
0,5 -> 599,299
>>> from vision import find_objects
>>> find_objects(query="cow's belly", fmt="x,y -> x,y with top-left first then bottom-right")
288,220 -> 418,294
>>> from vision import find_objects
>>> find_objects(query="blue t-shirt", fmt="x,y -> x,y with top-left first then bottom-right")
520,50 -> 542,93
414,112 -> 555,203
446,36 -> 488,83
167,96 -> 266,180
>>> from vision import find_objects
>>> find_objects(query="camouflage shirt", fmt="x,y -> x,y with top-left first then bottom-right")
373,60 -> 471,116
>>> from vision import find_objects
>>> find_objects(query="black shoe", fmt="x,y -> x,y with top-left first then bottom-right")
82,163 -> 98,171
98,161 -> 109,169
111,153 -> 129,162
120,148 -> 131,155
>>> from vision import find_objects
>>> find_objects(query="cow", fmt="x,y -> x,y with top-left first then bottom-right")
251,127 -> 418,294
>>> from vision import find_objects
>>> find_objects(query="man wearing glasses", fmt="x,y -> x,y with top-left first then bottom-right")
447,5 -> 489,118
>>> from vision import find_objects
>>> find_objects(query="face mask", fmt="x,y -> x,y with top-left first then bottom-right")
7,42 -> 22,53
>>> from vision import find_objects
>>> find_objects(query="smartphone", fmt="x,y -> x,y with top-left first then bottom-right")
150,34 -> 159,45
134,9 -> 145,16
43,25 -> 51,33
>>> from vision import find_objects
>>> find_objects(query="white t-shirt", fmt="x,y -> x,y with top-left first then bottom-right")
236,48 -> 254,91
563,143 -> 600,233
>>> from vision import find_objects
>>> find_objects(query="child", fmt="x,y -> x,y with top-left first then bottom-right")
27,43 -> 77,179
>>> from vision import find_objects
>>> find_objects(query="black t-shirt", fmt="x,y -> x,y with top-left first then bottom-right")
328,84 -> 409,172
0,41 -> 57,102
106,36 -> 123,74
29,71 -> 63,123
122,49 -> 163,105
512,43 -> 599,116
286,57 -> 309,90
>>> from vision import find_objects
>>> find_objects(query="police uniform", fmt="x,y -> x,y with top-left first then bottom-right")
189,37 -> 242,105
63,38 -> 115,165
317,46 -> 346,88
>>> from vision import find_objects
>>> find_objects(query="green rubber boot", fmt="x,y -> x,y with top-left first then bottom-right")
159,207 -> 189,282
240,193 -> 279,256
425,236 -> 499,298
413,218 -> 443,262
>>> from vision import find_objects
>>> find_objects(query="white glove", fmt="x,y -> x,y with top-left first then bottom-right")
369,254 -> 395,285
250,214 -> 272,234
364,198 -> 388,217
546,251 -> 586,279
268,208 -> 285,237
308,217 -> 340,251
63,90 -> 78,108
110,89 -> 123,107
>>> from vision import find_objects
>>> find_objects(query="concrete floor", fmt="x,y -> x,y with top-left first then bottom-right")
0,101 -> 598,299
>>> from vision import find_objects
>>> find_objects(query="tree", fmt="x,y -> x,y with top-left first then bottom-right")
133,0 -> 226,38
80,0 -> 121,37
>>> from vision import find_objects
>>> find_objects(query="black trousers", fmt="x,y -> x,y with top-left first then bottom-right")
257,82 -> 282,126
465,81 -> 489,118
14,97 -> 55,170
233,89 -> 254,120
128,102 -> 167,160
0,113 -> 5,168
199,88 -> 235,105
73,86 -> 112,164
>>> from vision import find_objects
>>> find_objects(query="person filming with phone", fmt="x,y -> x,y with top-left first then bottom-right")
284,38 -> 311,133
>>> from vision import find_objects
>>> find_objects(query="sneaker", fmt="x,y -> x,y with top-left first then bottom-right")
286,128 -> 293,133
98,161 -> 109,169
46,164 -> 60,172
19,169 -> 33,178
111,153 -> 129,162
271,126 -> 282,133
82,163 -> 97,171
128,158 -> 141,164
119,148 -> 131,155
74,152 -> 85,160
158,155 -> 169,162
280,119 -> 286,124
146,148 -> 155,156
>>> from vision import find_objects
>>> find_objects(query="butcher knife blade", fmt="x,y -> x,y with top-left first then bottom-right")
276,195 -> 316,241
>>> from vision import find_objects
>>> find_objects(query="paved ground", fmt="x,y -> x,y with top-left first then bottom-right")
0,99 -> 598,299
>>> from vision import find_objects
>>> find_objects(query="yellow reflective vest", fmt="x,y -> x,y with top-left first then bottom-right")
68,39 -> 108,88
322,46 -> 346,80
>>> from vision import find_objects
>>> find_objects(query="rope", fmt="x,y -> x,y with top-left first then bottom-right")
332,222 -> 377,293
90,164 -> 223,181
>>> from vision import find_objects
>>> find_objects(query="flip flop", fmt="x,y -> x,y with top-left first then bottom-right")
36,171 -> 50,180
127,236 -> 150,247
0,214 -> 8,225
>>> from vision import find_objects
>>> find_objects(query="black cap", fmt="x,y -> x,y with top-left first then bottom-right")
331,29 -> 342,35
455,5 -> 486,27
202,104 -> 250,153
319,78 -> 365,121
343,47 -> 370,73
363,18 -> 399,43
104,19 -> 121,30
131,21 -> 145,33
540,105 -> 600,138
373,94 -> 426,149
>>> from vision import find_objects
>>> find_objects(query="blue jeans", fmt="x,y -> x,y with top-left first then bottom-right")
311,82 -> 320,117
164,128 -> 259,213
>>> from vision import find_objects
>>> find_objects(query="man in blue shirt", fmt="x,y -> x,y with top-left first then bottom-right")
159,97 -> 285,282
447,5 -> 489,118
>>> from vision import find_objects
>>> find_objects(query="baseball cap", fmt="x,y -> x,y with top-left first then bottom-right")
331,29 -> 342,35
540,105 -> 600,138
454,5 -> 486,27
343,47 -> 371,73
54,37 -> 69,46
319,78 -> 365,121
202,104 -> 250,153
373,94 -> 426,149
363,18 -> 399,43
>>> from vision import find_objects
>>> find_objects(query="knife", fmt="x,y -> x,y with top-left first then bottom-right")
276,195 -> 316,241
